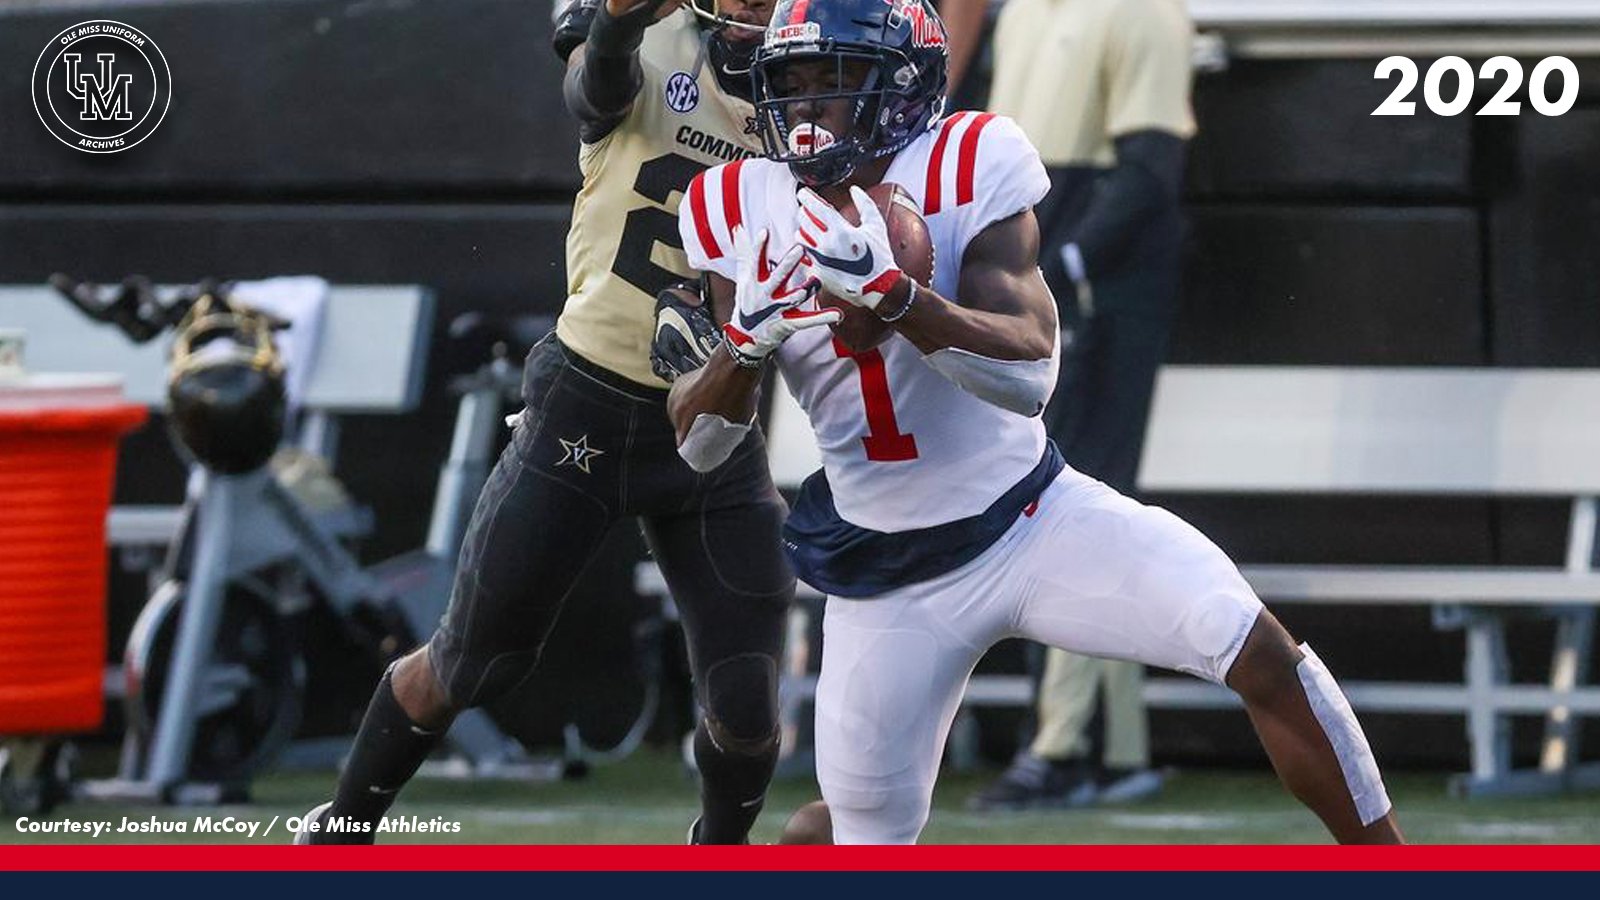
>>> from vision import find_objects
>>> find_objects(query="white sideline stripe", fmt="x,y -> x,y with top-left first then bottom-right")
1454,822 -> 1572,840
467,807 -> 699,826
1103,813 -> 1246,832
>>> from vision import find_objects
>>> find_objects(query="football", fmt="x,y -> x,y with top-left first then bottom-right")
815,182 -> 935,353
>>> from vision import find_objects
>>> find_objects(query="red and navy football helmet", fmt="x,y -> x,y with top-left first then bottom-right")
752,0 -> 949,187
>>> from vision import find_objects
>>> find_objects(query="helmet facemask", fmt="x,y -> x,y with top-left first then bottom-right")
754,46 -> 939,187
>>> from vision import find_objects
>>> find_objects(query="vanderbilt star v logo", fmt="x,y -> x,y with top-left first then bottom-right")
556,435 -> 605,474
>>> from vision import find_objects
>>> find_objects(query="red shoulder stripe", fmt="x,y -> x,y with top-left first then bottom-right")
689,171 -> 721,260
721,159 -> 744,236
923,113 -> 968,216
955,112 -> 997,207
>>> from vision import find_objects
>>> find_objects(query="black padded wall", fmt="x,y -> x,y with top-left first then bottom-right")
1175,205 -> 1485,365
0,0 -> 581,195
1490,110 -> 1600,367
1188,60 -> 1476,200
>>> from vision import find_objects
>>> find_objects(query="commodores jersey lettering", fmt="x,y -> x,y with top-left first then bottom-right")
681,113 -> 1054,534
556,11 -> 765,387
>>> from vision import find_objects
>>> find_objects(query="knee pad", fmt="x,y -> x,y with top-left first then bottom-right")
701,653 -> 779,755
1298,643 -> 1391,826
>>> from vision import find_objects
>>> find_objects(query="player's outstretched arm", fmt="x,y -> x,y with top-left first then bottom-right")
559,0 -> 685,142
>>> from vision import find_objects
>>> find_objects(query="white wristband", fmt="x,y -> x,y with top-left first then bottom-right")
678,412 -> 753,472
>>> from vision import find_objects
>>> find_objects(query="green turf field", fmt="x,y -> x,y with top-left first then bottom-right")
5,749 -> 1599,844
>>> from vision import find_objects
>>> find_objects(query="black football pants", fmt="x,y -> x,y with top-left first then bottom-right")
427,333 -> 793,744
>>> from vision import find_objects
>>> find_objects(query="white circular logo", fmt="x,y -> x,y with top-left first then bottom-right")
32,20 -> 172,154
664,71 -> 700,114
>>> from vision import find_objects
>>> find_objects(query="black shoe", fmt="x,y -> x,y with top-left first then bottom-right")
967,754 -> 1097,811
1093,766 -> 1166,805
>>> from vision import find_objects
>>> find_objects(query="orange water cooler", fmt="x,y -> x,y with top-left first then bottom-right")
0,375 -> 145,735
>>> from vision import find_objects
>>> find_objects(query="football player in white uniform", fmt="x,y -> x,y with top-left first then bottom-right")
663,0 -> 1404,845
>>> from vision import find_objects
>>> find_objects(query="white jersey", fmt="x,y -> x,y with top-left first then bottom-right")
679,112 -> 1054,534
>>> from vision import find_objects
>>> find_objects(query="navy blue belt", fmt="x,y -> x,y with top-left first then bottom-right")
782,441 -> 1065,598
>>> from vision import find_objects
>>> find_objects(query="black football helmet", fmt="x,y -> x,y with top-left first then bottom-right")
167,291 -> 288,474
751,0 -> 948,187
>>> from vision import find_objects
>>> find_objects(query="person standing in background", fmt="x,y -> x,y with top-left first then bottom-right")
965,0 -> 1197,810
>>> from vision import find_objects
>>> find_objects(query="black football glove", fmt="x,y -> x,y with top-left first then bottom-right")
552,0 -> 602,62
651,280 -> 721,383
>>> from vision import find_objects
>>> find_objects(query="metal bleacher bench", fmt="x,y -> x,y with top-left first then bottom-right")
638,365 -> 1600,797
1136,366 -> 1600,797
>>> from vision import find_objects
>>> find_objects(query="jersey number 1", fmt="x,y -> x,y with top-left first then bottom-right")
833,338 -> 918,462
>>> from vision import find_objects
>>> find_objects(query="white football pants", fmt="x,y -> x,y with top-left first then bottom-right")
814,467 -> 1264,844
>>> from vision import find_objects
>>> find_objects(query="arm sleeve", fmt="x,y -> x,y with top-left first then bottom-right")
552,0 -> 601,63
1103,0 -> 1196,139
677,164 -> 744,283
562,1 -> 657,143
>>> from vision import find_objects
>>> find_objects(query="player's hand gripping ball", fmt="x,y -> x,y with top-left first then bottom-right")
721,226 -> 841,368
795,183 -> 935,353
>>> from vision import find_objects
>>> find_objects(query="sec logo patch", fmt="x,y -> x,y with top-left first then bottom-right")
665,71 -> 699,114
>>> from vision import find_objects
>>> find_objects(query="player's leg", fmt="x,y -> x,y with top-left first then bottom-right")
1225,611 -> 1403,843
1013,474 -> 1402,844
638,434 -> 793,844
304,338 -> 619,843
812,568 -> 1001,844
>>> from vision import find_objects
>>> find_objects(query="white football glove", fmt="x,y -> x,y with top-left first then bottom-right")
722,226 -> 839,368
795,185 -> 906,311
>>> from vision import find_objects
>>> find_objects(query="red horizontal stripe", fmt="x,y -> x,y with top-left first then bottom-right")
2,845 -> 1600,871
